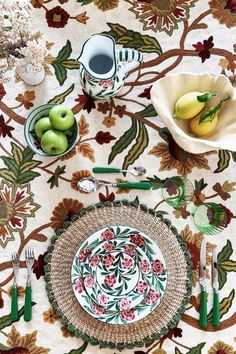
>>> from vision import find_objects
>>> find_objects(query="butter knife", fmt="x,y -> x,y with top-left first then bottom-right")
199,239 -> 207,328
212,248 -> 220,327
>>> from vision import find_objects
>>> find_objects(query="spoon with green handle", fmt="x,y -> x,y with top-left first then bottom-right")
92,166 -> 146,176
77,178 -> 151,192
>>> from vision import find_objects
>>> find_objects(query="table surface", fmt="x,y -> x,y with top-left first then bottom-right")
0,1 -> 236,353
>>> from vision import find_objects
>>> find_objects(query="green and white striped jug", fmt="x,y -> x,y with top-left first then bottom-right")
77,34 -> 143,99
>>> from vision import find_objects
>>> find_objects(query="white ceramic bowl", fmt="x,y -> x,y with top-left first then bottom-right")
150,73 -> 236,153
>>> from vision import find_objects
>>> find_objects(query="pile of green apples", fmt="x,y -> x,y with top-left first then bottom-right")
34,105 -> 75,155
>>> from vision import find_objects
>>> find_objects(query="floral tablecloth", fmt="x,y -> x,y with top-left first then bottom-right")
1,1 -> 236,353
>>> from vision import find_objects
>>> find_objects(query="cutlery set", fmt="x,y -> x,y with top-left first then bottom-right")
199,240 -> 220,328
11,249 -> 34,322
77,166 -> 151,192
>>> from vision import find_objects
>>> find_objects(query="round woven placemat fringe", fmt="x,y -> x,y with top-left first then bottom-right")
44,200 -> 192,350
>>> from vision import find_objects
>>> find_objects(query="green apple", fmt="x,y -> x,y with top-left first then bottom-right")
49,105 -> 74,131
41,129 -> 68,155
35,117 -> 52,138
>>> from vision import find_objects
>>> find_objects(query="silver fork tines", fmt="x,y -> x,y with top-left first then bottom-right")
12,252 -> 20,287
25,248 -> 35,286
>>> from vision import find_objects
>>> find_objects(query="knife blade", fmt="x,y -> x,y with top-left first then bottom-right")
199,239 -> 207,328
212,248 -> 220,327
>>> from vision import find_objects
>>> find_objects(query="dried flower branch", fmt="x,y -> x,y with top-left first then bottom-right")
0,0 -> 47,82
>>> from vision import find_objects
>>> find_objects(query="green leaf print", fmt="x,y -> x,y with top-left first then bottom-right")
217,240 -> 236,289
214,150 -> 231,173
108,118 -> 138,164
122,121 -> 149,171
0,302 -> 36,330
47,165 -> 66,189
0,143 -> 41,184
186,342 -> 206,353
64,342 -> 88,354
48,84 -> 75,104
51,40 -> 79,86
76,0 -> 92,4
57,40 -> 72,61
207,289 -> 235,322
137,104 -> 157,117
104,23 -> 162,54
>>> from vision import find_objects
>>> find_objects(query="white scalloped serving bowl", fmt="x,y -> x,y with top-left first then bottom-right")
150,72 -> 236,154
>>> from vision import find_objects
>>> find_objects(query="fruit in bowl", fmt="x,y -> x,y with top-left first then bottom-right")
174,91 -> 230,137
24,104 -> 78,157
150,73 -> 236,154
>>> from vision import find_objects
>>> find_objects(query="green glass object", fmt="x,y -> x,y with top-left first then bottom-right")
24,285 -> 32,322
199,290 -> 208,328
212,292 -> 220,327
192,202 -> 229,235
10,286 -> 18,321
162,176 -> 193,208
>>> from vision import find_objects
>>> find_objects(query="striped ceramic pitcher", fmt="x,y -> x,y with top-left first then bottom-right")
77,34 -> 143,99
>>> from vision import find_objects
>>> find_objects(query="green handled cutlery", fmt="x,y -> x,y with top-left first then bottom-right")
11,252 -> 20,321
24,248 -> 35,322
92,166 -> 146,176
199,239 -> 207,328
212,248 -> 220,327
77,178 -> 151,192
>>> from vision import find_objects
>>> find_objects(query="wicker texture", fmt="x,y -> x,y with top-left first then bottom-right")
45,202 -> 192,349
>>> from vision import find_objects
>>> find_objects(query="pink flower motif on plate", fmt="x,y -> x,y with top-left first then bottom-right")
99,79 -> 113,89
135,280 -> 147,294
97,293 -> 109,306
120,308 -> 135,321
144,289 -> 160,305
102,242 -> 114,251
101,229 -> 115,240
89,255 -> 100,267
78,248 -> 91,263
152,259 -> 164,275
140,259 -> 150,274
130,233 -> 144,248
75,277 -> 84,293
104,274 -> 116,287
84,275 -> 94,288
124,244 -> 135,256
122,257 -> 133,270
92,303 -> 106,315
103,254 -> 115,268
118,297 -> 131,310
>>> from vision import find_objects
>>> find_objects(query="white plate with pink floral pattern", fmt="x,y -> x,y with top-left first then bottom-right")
71,225 -> 167,324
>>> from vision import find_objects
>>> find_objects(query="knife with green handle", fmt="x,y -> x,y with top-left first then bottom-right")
212,248 -> 220,327
199,239 -> 208,328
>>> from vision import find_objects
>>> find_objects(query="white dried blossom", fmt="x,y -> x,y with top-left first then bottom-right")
0,58 -> 9,71
20,40 -> 47,64
0,0 -> 47,81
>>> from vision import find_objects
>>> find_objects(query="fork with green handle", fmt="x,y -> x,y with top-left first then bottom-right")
24,248 -> 35,322
11,252 -> 20,321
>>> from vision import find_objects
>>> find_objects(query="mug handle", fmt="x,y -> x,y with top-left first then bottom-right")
118,48 -> 143,74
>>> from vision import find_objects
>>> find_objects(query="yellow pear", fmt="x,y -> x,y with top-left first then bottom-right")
190,113 -> 218,136
189,97 -> 230,137
174,91 -> 214,120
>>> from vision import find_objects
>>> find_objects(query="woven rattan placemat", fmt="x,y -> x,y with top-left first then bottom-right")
44,200 -> 192,350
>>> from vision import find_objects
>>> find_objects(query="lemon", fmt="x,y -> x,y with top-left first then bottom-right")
190,113 -> 219,136
174,91 -> 207,119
